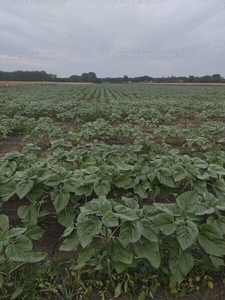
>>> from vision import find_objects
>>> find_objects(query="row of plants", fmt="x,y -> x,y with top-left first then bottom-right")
1,115 -> 225,156
1,84 -> 225,122
0,83 -> 225,298
1,139 -> 225,298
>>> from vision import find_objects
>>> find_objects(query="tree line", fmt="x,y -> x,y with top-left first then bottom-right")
0,70 -> 224,83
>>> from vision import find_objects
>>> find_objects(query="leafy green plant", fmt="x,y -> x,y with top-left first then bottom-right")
0,214 -> 46,298
60,191 -> 225,297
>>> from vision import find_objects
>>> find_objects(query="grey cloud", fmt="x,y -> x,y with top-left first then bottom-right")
0,0 -> 225,77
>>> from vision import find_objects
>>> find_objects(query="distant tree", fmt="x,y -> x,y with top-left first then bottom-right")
69,75 -> 80,82
0,71 -> 224,84
211,74 -> 222,83
123,75 -> 129,82
188,75 -> 195,83
80,72 -> 98,82
200,75 -> 211,83
93,78 -> 102,83
80,73 -> 89,82
87,72 -> 97,82
140,75 -> 151,82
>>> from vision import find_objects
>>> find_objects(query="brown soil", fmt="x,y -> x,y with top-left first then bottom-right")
0,136 -> 24,157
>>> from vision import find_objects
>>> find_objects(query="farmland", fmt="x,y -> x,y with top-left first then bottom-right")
0,83 -> 225,299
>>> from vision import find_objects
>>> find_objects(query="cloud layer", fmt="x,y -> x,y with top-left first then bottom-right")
1,0 -> 225,77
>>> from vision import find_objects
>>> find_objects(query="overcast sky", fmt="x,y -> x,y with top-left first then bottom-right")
0,0 -> 225,78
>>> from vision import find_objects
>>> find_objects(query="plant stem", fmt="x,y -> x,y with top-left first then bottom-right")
3,246 -> 9,283
105,227 -> 113,282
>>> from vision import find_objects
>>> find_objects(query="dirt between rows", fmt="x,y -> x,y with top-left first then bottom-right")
0,118 -> 208,158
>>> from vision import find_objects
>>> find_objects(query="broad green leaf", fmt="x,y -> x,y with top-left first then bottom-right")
134,241 -> 160,269
76,184 -> 93,196
76,248 -> 95,269
192,179 -> 207,194
26,184 -> 45,201
0,181 -> 16,201
102,212 -> 119,227
119,221 -> 142,246
109,242 -> 133,264
82,200 -> 102,214
44,174 -> 60,187
11,286 -> 24,300
213,179 -> 225,198
94,180 -> 111,196
4,228 -> 45,263
77,218 -> 102,248
51,188 -> 70,213
61,226 -> 75,238
148,185 -> 160,199
138,291 -> 146,300
176,191 -> 199,211
85,166 -> 99,174
16,179 -> 34,199
201,255 -> 216,270
17,205 -> 39,225
7,228 -> 26,238
155,203 -> 180,216
192,158 -> 208,169
194,205 -> 214,216
210,255 -> 224,269
114,205 -> 138,221
0,214 -> 9,231
198,224 -> 225,257
207,216 -> 225,235
152,213 -> 176,235
169,249 -> 194,284
112,173 -> 131,188
59,230 -> 79,251
58,208 -> 75,227
158,186 -> 172,198
23,251 -> 47,263
208,164 -> 225,176
122,197 -> 139,211
114,283 -> 122,298
115,261 -> 127,273
25,226 -> 44,240
110,155 -> 131,170
0,161 -> 17,176
139,219 -> 158,242
101,198 -> 113,213
134,182 -> 148,198
184,163 -> 196,178
196,172 -> 209,180
5,236 -> 32,261
203,192 -> 218,207
172,165 -> 187,182
157,168 -> 174,188
64,177 -> 81,193
176,220 -> 198,250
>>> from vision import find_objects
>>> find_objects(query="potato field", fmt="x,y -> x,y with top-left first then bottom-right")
0,83 -> 225,299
